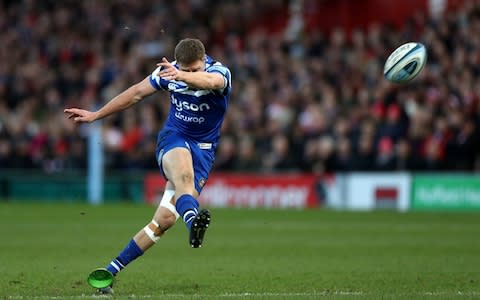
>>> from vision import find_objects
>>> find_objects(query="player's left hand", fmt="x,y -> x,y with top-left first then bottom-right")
158,58 -> 179,81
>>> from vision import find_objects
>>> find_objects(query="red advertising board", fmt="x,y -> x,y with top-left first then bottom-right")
144,173 -> 320,208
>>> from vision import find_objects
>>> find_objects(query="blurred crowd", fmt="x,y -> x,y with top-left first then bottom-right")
0,0 -> 479,174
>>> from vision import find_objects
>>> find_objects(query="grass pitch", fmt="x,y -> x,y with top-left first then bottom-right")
0,203 -> 479,299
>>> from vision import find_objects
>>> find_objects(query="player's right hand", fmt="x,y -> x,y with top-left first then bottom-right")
64,108 -> 98,123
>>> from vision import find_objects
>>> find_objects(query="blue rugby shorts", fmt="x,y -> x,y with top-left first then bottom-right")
155,130 -> 216,194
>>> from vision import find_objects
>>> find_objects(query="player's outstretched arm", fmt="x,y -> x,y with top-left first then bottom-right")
157,58 -> 225,90
64,77 -> 156,123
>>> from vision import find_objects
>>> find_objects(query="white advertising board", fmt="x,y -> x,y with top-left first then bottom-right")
324,173 -> 411,211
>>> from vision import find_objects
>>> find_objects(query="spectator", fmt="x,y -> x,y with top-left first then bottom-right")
234,135 -> 261,172
375,137 -> 396,171
262,133 -> 298,172
213,135 -> 237,171
351,133 -> 376,171
332,137 -> 354,172
394,139 -> 418,171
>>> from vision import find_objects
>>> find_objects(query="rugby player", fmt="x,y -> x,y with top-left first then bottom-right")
64,38 -> 232,294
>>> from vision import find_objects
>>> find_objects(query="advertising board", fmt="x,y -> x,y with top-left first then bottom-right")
144,173 -> 320,208
411,175 -> 480,211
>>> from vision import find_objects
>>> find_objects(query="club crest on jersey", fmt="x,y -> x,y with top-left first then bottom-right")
171,95 -> 210,112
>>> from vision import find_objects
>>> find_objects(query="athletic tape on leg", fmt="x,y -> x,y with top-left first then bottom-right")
143,220 -> 161,243
160,189 -> 179,219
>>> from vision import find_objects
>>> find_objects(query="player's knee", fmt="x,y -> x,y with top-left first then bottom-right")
172,172 -> 195,194
157,214 -> 176,229
177,171 -> 194,185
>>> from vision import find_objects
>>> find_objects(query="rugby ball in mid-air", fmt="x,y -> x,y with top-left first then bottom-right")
384,42 -> 427,84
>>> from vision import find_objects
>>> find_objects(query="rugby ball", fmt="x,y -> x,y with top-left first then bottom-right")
384,42 -> 427,84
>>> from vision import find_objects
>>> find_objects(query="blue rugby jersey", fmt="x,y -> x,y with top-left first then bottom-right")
149,56 -> 232,143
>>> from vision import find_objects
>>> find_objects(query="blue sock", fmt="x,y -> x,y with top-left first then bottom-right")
175,194 -> 199,230
106,239 -> 144,276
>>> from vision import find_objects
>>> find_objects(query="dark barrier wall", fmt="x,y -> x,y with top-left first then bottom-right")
0,170 -> 144,203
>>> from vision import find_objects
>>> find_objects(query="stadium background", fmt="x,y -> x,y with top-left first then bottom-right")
1,1 -> 480,299
0,0 -> 479,210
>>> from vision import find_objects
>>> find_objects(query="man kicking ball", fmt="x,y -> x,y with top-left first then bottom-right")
65,38 -> 232,294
